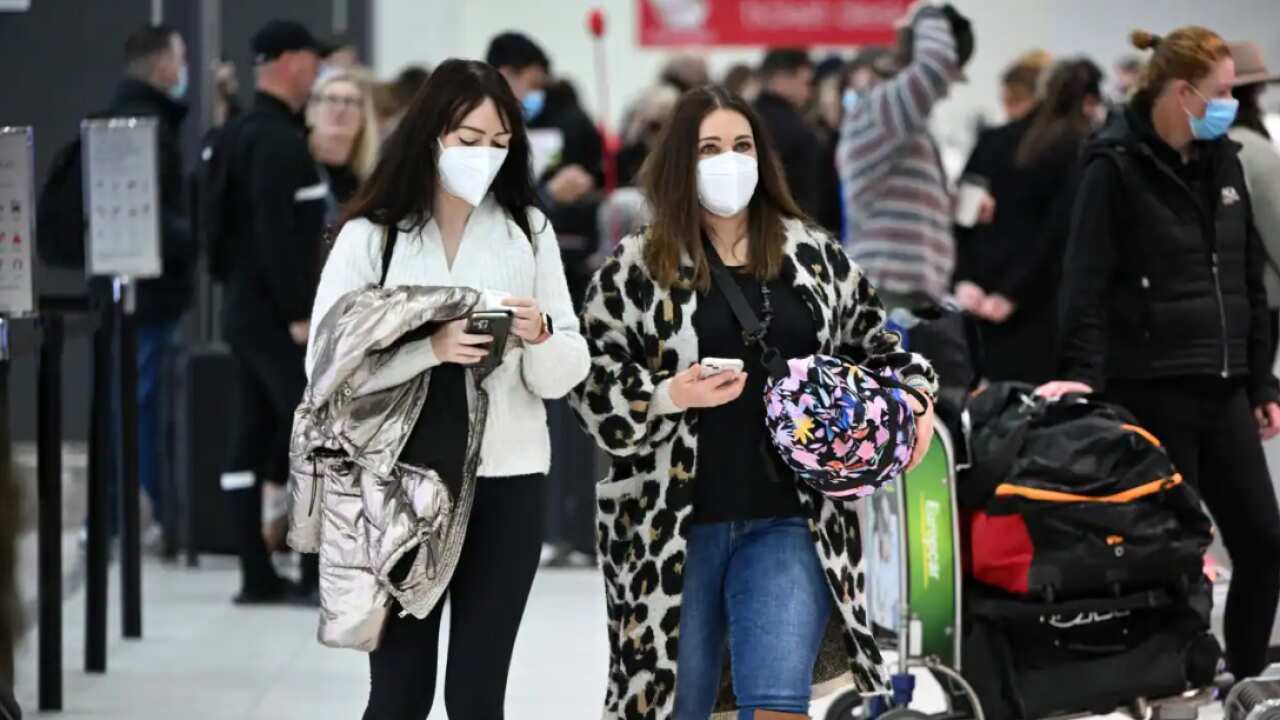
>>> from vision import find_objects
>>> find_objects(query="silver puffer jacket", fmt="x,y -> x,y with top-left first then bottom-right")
288,284 -> 488,652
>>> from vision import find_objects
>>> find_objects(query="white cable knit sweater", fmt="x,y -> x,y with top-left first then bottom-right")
308,197 -> 590,477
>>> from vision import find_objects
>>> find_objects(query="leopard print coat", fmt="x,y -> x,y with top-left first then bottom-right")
571,218 -> 938,719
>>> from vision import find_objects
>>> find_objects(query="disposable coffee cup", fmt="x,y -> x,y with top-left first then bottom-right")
954,176 -> 991,228
483,288 -> 512,310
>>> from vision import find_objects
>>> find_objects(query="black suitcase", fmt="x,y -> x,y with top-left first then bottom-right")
173,343 -> 239,557
962,580 -> 1222,720
0,687 -> 19,720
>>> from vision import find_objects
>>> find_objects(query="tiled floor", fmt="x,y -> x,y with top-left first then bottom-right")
10,428 -> 1270,718
13,556 -> 611,718
9,552 -> 1229,720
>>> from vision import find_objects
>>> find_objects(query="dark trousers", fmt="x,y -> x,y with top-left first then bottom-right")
1106,376 -> 1280,678
364,474 -> 546,720
977,303 -> 1057,385
545,399 -> 597,555
224,330 -> 307,595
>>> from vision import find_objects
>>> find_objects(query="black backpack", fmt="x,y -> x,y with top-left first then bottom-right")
960,382 -> 1213,602
35,137 -> 87,269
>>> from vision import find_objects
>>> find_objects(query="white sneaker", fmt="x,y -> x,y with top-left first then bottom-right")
143,524 -> 166,555
539,543 -> 558,565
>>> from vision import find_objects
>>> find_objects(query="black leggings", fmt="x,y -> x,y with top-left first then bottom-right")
1106,377 -> 1280,678
363,473 -> 546,720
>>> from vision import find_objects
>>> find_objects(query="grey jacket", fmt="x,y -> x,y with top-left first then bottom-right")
288,284 -> 486,651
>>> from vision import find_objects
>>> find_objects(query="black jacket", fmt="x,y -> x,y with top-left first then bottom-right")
529,90 -> 604,189
529,90 -> 604,306
223,92 -> 326,338
754,91 -> 823,220
955,113 -> 1084,383
106,78 -> 194,324
814,130 -> 843,235
1059,103 -> 1279,405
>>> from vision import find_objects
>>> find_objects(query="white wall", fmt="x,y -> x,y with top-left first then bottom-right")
376,0 -> 1280,146
939,0 -> 1280,146
374,0 -> 758,128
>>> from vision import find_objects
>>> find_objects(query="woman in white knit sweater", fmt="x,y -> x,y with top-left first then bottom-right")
309,59 -> 589,719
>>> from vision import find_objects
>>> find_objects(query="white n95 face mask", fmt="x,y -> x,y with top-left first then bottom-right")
437,140 -> 509,207
697,152 -> 758,218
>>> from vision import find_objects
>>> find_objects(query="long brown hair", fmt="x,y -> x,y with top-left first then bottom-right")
1016,58 -> 1103,166
640,85 -> 806,291
1130,27 -> 1231,107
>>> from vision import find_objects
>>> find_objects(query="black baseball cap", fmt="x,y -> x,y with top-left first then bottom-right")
251,20 -> 333,64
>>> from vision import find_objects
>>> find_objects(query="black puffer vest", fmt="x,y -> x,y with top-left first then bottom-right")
1087,107 -> 1252,380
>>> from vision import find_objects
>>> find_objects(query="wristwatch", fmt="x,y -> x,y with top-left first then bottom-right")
533,312 -> 554,344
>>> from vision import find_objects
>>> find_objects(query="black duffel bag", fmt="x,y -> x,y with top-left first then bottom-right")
962,580 -> 1222,720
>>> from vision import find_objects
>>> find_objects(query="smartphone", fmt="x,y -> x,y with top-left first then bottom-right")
464,310 -> 514,368
699,357 -> 745,379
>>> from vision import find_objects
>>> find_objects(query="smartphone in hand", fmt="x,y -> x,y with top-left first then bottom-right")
464,310 -> 514,369
699,357 -> 745,380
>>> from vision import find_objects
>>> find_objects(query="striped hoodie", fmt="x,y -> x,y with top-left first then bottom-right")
837,11 -> 958,301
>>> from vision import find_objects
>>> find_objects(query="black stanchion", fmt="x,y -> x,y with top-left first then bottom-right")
116,279 -> 141,639
85,294 -> 113,673
0,318 -> 10,698
36,312 -> 63,710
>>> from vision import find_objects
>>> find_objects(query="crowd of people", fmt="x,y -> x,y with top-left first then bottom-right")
52,4 -> 1280,718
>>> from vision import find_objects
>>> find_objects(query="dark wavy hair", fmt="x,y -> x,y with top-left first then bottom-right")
339,58 -> 541,242
1233,83 -> 1271,140
641,85 -> 806,291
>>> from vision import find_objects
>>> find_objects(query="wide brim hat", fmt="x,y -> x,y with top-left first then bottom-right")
1231,42 -> 1280,87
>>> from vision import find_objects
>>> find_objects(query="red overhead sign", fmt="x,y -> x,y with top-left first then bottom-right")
638,0 -> 913,47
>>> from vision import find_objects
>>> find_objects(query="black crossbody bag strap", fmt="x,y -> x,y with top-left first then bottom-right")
702,236 -> 930,413
380,224 -> 399,287
701,237 -> 789,380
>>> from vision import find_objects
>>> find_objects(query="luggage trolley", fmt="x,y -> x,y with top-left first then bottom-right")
822,422 -> 983,720
821,411 -> 1229,720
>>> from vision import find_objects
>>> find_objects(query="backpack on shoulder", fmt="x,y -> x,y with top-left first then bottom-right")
35,136 -> 88,270
197,113 -> 259,284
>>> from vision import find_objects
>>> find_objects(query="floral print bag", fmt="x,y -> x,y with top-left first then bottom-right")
705,238 -> 927,498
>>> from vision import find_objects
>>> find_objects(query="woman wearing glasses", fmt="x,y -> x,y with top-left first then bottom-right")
307,67 -> 379,220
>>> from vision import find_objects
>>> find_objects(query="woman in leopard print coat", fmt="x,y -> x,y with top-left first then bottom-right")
571,87 -> 938,719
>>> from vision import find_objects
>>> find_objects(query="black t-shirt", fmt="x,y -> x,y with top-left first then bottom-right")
692,267 -> 819,524
397,347 -> 469,500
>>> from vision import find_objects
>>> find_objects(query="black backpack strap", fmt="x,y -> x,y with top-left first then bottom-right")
964,420 -> 1031,502
701,236 -> 789,380
380,224 -> 398,287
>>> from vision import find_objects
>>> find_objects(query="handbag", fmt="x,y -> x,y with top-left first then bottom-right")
703,236 -> 928,498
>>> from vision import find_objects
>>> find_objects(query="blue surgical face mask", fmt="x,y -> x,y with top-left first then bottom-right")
1186,87 -> 1238,141
521,88 -> 546,120
169,64 -> 189,100
841,88 -> 860,114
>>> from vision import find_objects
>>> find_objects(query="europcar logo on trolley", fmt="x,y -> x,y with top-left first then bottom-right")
920,497 -> 942,588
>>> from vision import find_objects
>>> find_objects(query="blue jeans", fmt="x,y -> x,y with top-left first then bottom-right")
673,517 -> 832,719
102,320 -> 178,536
135,321 -> 178,519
